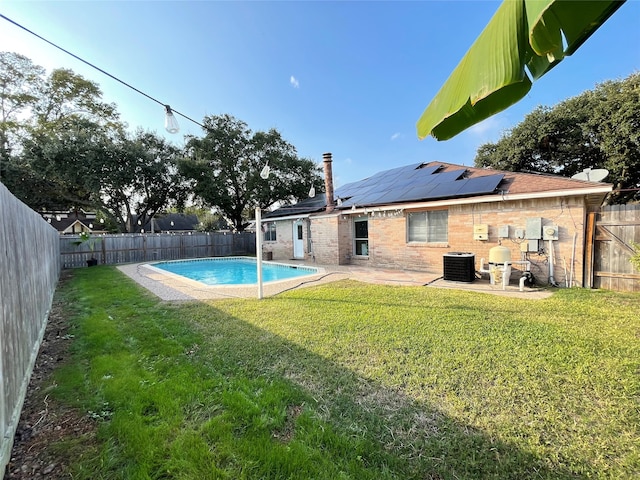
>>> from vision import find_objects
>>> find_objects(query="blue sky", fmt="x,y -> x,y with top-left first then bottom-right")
1,1 -> 638,187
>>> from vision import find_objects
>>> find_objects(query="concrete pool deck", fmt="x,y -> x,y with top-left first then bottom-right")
118,260 -> 552,301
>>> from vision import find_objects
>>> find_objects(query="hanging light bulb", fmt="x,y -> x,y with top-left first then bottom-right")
309,186 -> 316,198
260,163 -> 270,179
164,105 -> 180,134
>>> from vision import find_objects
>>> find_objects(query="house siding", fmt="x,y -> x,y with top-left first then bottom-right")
428,196 -> 586,287
310,216 -> 344,265
447,196 -> 588,287
264,219 -> 294,260
271,195 -> 589,287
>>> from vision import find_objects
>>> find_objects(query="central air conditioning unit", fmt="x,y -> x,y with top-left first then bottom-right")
443,252 -> 475,283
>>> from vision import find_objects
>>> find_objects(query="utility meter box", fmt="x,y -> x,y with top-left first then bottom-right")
473,224 -> 489,241
542,225 -> 559,240
525,217 -> 542,239
498,225 -> 509,238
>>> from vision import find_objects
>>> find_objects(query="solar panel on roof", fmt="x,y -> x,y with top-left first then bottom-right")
424,181 -> 466,199
390,183 -> 439,203
411,165 -> 441,179
350,191 -> 388,205
455,174 -> 504,196
387,177 -> 418,190
433,169 -> 466,182
414,164 -> 440,175
273,163 -> 506,215
367,188 -> 407,205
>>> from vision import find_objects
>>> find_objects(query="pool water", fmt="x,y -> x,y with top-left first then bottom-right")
151,257 -> 318,286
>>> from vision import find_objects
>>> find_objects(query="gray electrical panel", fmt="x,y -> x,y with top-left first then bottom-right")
525,217 -> 542,239
498,225 -> 509,238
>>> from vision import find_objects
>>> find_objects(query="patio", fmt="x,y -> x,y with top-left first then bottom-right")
118,261 -> 552,301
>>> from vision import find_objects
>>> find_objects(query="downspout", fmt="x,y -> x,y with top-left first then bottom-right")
548,239 -> 560,287
569,232 -> 577,288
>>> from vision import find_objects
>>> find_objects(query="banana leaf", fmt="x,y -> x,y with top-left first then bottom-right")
416,0 -> 625,141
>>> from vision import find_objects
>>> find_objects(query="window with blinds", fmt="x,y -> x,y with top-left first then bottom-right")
407,210 -> 448,243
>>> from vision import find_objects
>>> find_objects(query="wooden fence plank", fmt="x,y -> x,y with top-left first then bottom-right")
593,204 -> 640,292
60,232 -> 256,268
0,183 -> 60,478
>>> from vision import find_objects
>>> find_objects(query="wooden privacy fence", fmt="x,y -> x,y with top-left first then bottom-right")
60,232 -> 256,268
0,183 -> 60,478
585,204 -> 640,292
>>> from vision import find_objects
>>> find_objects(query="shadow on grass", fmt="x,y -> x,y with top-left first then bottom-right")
179,307 -> 586,478
57,268 -> 592,479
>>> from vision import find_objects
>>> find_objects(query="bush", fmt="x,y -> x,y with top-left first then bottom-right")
631,242 -> 640,272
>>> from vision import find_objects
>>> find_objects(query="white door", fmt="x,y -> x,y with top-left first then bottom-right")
293,220 -> 304,259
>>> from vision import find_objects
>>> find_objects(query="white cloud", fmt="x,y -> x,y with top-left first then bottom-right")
390,132 -> 401,141
290,75 -> 300,88
467,115 -> 506,139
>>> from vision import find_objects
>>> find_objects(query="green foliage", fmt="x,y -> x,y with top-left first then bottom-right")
0,52 -> 45,168
2,53 -> 322,231
33,67 -> 119,126
16,116 -> 115,210
180,114 -> 324,231
195,212 -> 228,232
99,129 -> 187,232
631,242 -> 640,272
416,1 -> 625,141
72,231 -> 101,253
0,52 -> 123,210
48,268 -> 639,479
0,53 -> 185,228
475,73 -> 640,203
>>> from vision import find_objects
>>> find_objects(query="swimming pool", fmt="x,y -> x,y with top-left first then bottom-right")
149,257 -> 319,286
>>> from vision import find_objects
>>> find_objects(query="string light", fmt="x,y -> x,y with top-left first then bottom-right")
164,106 -> 180,134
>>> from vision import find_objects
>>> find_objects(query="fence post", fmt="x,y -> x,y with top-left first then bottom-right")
584,212 -> 597,289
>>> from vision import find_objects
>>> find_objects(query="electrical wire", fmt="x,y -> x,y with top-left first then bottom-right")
0,13 -> 205,129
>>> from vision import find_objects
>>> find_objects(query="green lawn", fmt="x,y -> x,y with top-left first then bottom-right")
48,267 -> 638,479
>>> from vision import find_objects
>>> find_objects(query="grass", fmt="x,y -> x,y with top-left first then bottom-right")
47,267 -> 638,479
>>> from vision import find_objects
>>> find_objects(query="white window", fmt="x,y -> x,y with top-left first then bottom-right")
354,217 -> 369,256
263,222 -> 276,242
407,210 -> 448,243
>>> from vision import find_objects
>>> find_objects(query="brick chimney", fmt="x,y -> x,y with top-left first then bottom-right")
323,152 -> 335,213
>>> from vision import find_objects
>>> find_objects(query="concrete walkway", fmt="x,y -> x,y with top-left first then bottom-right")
118,260 -> 552,301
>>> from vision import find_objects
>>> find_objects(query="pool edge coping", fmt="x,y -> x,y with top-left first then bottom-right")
118,259 -> 332,301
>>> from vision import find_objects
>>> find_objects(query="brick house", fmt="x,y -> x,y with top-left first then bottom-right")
263,155 -> 612,288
